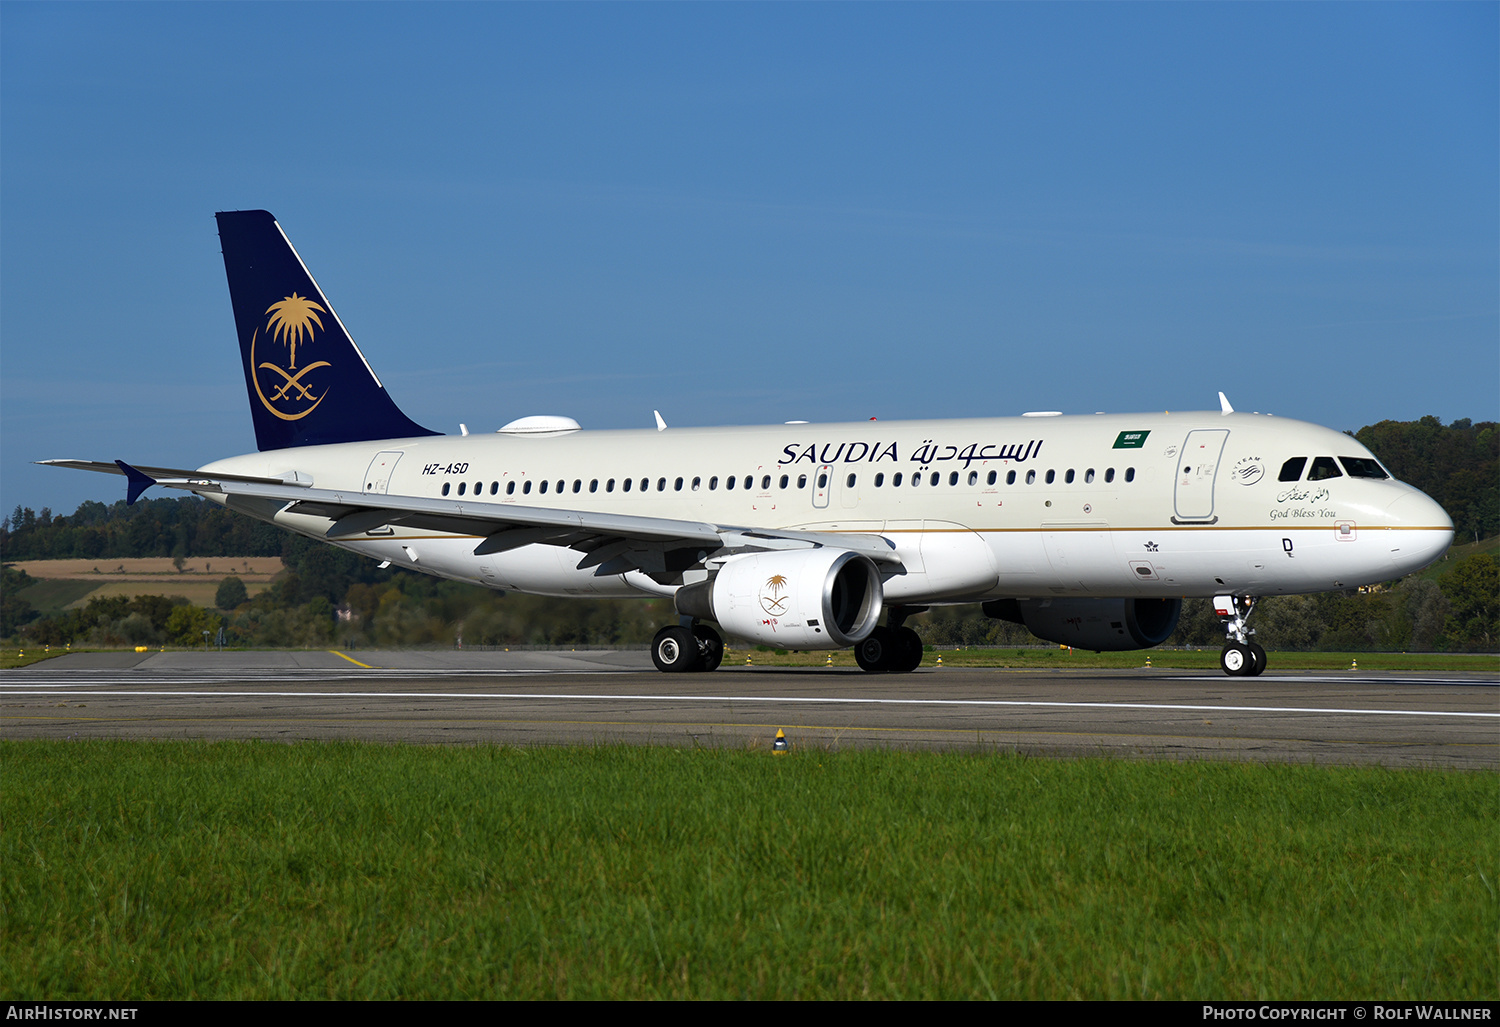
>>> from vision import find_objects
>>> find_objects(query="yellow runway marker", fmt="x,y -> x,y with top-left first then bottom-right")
329,650 -> 375,668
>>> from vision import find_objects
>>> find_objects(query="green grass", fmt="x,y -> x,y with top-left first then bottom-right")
2,740 -> 1494,999
9,578 -> 104,613
0,646 -> 76,668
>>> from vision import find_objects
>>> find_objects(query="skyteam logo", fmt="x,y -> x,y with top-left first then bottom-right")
251,293 -> 331,421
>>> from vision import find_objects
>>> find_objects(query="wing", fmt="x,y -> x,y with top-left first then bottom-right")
40,460 -> 904,577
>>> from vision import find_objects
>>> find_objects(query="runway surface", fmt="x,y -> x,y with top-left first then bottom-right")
3,650 -> 1495,767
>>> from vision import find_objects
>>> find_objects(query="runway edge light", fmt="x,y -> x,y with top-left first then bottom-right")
773,729 -> 789,755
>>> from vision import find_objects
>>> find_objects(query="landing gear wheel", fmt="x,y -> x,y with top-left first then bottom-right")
1220,642 -> 1253,677
652,626 -> 703,673
693,624 -> 724,672
1246,642 -> 1267,677
893,626 -> 924,673
854,626 -> 895,672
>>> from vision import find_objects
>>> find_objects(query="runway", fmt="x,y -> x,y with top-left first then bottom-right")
3,650 -> 1495,767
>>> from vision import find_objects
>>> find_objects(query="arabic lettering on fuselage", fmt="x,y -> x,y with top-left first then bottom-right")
778,439 -> 1042,469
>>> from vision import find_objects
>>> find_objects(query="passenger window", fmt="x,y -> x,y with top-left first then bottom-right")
1065,469 -> 1075,484
605,479 -> 614,493
1105,468 -> 1115,483
1339,457 -> 1388,479
709,476 -> 718,490
798,474 -> 807,489
473,481 -> 480,494
875,473 -> 885,487
622,478 -> 632,492
762,475 -> 771,489
442,482 -> 451,496
1006,470 -> 1016,485
490,481 -> 500,495
1125,467 -> 1135,482
506,481 -> 516,495
846,473 -> 856,488
778,475 -> 788,489
894,472 -> 904,486
538,481 -> 547,494
725,475 -> 733,490
1045,470 -> 1055,484
948,471 -> 958,486
658,478 -> 667,491
817,473 -> 828,488
691,477 -> 701,491
986,471 -> 996,485
1084,469 -> 1095,483
930,472 -> 940,486
458,482 -> 467,496
573,480 -> 582,493
523,481 -> 532,494
557,480 -> 565,494
1279,457 -> 1307,482
1026,470 -> 1036,485
589,479 -> 598,493
1307,457 -> 1342,481
674,477 -> 683,492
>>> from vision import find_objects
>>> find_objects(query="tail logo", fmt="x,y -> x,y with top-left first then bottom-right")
251,293 -> 332,421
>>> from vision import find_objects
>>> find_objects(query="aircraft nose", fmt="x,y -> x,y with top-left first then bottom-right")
1383,490 -> 1453,575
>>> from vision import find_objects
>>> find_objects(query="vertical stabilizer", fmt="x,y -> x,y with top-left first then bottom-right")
215,210 -> 439,451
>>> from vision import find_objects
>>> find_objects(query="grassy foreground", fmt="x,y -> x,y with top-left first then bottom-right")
2,741 -> 1494,999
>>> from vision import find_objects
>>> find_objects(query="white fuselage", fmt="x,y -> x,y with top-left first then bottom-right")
201,411 -> 1454,604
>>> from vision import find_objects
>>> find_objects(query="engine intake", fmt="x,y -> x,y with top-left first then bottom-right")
676,549 -> 884,650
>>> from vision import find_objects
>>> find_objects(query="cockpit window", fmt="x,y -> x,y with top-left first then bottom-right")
1307,456 -> 1343,481
1339,457 -> 1389,479
1278,457 -> 1307,482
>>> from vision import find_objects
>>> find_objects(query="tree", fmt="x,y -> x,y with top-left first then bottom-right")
215,576 -> 249,611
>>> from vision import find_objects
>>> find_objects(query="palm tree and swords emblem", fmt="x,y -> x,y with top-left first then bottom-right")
759,574 -> 790,616
252,293 -> 332,420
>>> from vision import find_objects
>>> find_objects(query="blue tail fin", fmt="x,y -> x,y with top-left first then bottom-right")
215,210 -> 439,451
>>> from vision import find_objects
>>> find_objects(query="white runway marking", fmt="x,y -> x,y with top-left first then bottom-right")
2,687 -> 1494,719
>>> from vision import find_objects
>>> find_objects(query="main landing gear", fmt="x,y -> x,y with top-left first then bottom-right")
853,606 -> 926,674
651,621 -> 724,673
1214,594 -> 1266,677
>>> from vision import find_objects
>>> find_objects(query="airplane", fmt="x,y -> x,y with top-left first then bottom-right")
42,209 -> 1455,676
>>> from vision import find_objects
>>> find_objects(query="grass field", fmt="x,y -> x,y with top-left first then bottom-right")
1,740 -> 1494,1000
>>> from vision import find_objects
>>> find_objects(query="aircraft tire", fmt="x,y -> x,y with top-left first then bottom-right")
1219,642 -> 1253,676
854,626 -> 895,672
652,626 -> 703,673
893,627 -> 924,673
693,624 -> 725,672
1246,642 -> 1267,676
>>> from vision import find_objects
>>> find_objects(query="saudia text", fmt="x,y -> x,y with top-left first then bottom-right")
779,439 -> 1041,470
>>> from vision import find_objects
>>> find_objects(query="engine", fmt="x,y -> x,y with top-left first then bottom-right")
675,549 -> 884,650
983,597 -> 1181,651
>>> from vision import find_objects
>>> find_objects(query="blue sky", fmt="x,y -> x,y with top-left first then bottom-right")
3,2 -> 1495,516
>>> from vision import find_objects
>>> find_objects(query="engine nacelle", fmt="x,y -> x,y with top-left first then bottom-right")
676,549 -> 884,650
984,597 -> 1181,651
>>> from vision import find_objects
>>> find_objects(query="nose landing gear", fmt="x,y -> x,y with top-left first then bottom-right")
1214,595 -> 1266,676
